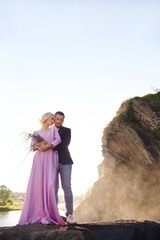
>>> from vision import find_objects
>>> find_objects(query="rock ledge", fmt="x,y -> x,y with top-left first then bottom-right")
0,220 -> 160,240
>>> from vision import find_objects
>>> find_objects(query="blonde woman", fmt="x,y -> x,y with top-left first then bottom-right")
18,112 -> 66,225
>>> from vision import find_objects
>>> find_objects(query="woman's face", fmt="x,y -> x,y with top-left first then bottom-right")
46,115 -> 55,126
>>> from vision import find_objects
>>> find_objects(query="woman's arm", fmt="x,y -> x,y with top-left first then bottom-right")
51,126 -> 61,147
38,143 -> 53,152
38,127 -> 61,152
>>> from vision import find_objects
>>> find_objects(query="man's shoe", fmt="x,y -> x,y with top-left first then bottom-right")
66,214 -> 77,224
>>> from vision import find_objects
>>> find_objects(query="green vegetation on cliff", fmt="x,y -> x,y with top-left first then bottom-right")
136,91 -> 160,107
120,91 -> 160,126
120,101 -> 139,123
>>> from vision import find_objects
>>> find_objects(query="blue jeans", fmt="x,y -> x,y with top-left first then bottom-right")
56,163 -> 73,216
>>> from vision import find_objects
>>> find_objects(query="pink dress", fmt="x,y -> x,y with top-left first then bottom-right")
18,126 -> 66,225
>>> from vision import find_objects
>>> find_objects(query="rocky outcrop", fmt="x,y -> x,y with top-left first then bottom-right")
74,92 -> 160,222
1,220 -> 160,240
0,224 -> 87,240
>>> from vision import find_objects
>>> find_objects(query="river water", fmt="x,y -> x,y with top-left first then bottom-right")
0,210 -> 21,227
0,210 -> 65,227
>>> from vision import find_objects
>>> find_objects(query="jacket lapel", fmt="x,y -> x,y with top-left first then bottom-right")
58,126 -> 63,135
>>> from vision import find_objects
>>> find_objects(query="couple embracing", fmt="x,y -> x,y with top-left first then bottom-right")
18,111 -> 77,225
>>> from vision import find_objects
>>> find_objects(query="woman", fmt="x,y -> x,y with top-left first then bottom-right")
18,112 -> 66,225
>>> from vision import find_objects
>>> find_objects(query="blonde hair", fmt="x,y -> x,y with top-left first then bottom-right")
39,112 -> 55,125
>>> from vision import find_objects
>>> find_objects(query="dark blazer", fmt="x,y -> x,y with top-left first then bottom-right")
53,126 -> 73,165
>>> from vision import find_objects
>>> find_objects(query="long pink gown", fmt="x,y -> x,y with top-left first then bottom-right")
18,126 -> 66,225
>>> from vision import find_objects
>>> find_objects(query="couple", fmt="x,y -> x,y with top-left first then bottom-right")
18,111 -> 77,225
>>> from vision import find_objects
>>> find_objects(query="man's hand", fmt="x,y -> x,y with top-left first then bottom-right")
38,143 -> 53,152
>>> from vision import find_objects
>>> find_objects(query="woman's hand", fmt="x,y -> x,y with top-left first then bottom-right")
33,141 -> 53,152
38,143 -> 53,152
35,141 -> 47,149
33,143 -> 39,151
32,141 -> 44,151
41,141 -> 48,145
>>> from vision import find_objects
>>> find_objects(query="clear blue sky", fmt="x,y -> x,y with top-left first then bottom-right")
0,0 -> 160,195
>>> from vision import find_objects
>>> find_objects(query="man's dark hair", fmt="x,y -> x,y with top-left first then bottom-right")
55,111 -> 65,118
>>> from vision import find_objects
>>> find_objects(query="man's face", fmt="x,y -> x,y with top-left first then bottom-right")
54,114 -> 64,128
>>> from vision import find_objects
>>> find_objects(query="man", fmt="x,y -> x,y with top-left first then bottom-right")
38,111 -> 76,224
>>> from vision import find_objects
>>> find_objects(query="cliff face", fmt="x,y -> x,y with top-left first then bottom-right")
74,92 -> 160,222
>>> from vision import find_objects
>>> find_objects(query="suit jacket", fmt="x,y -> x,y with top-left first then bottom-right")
53,126 -> 73,165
